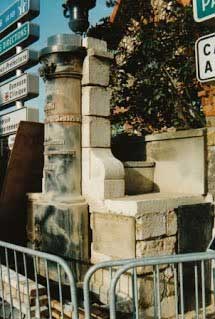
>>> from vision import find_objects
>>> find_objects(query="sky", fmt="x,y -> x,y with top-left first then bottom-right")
0,0 -> 112,120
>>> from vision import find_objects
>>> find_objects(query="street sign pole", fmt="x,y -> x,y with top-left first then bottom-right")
16,21 -> 23,109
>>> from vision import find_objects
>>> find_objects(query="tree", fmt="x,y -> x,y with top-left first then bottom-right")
88,0 -> 213,136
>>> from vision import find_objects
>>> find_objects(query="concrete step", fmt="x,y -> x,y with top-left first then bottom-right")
105,192 -> 210,217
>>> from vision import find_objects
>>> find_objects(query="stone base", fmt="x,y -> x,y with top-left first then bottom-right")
206,116 -> 215,127
27,193 -> 89,282
90,193 -> 213,315
90,265 -> 175,317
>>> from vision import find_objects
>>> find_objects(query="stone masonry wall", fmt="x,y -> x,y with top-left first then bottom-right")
81,38 -> 125,207
91,197 -> 212,317
80,37 -> 215,317
91,208 -> 177,317
207,128 -> 215,198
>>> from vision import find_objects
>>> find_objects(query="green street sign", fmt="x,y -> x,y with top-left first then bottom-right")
0,22 -> 39,59
193,0 -> 215,22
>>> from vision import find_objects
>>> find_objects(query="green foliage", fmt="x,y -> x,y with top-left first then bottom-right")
87,17 -> 123,49
105,0 -> 116,7
89,1 -> 214,135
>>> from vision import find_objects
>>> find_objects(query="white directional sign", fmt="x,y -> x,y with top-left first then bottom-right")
0,73 -> 39,108
195,33 -> 215,82
0,49 -> 38,82
0,107 -> 39,136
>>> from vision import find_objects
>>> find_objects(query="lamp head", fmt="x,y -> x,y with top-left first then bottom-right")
62,0 -> 96,34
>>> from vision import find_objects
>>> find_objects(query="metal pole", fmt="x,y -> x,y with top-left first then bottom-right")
16,22 -> 23,109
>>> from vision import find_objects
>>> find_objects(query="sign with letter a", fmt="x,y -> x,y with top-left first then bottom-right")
195,33 -> 215,82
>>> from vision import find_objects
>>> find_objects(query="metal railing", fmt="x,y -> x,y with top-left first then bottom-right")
0,240 -> 215,319
83,252 -> 215,319
83,258 -> 138,319
108,252 -> 215,319
0,240 -> 78,319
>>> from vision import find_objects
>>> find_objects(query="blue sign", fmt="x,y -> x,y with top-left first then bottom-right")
0,0 -> 39,35
0,22 -> 39,58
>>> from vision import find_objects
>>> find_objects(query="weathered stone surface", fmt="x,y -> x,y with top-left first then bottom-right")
83,178 -> 125,203
82,86 -> 110,117
145,128 -> 205,142
105,193 -> 207,217
166,210 -> 177,236
44,123 -> 81,196
136,212 -> 166,240
136,237 -> 176,258
28,35 -> 90,283
81,42 -> 125,205
135,236 -> 177,274
82,55 -> 110,86
87,48 -> 113,59
103,179 -> 125,199
82,116 -> 110,147
28,197 -> 89,282
90,200 -> 212,315
90,148 -> 125,180
207,147 -> 215,197
91,266 -> 175,315
206,116 -> 215,127
124,161 -> 155,195
27,193 -> 44,244
146,129 -> 206,194
90,249 -> 112,264
82,148 -> 125,201
91,271 -> 158,309
82,37 -> 107,51
91,212 -> 135,259
142,296 -> 176,318
207,128 -> 215,146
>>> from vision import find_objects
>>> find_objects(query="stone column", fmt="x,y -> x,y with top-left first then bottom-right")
198,85 -> 215,199
40,34 -> 84,201
28,34 -> 89,281
81,37 -> 125,209
198,84 -> 215,127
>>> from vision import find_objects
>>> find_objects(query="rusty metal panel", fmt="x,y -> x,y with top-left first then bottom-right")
0,121 -> 44,203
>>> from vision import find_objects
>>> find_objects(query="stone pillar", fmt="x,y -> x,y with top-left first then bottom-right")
40,34 -> 84,200
198,84 -> 215,127
198,85 -> 215,199
27,34 -> 89,281
81,37 -> 125,208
